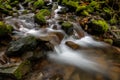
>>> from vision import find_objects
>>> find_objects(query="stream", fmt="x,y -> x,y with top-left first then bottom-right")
1,1 -> 120,80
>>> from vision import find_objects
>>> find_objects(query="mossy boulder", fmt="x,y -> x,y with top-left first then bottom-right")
33,0 -> 44,9
0,60 -> 31,80
5,36 -> 38,57
88,20 -> 109,34
76,5 -> 87,14
65,1 -> 79,12
0,21 -> 13,36
104,39 -> 113,45
0,0 -> 14,15
34,9 -> 50,25
61,21 -> 73,35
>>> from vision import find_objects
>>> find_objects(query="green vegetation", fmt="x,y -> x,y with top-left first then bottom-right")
34,9 -> 50,25
91,20 -> 109,34
14,60 -> 31,79
0,21 -> 13,36
65,1 -> 79,11
61,21 -> 73,35
33,0 -> 44,9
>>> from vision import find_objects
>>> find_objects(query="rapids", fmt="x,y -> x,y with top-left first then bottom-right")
3,1 -> 119,80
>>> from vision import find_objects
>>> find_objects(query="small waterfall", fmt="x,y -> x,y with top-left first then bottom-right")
4,1 -> 111,79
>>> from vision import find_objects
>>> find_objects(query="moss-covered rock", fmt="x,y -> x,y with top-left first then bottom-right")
5,36 -> 38,57
0,60 -> 31,80
34,13 -> 46,25
76,5 -> 87,14
65,1 -> 79,12
88,19 -> 109,34
14,60 -> 31,79
39,9 -> 50,16
104,39 -> 113,45
34,9 -> 50,25
61,21 -> 73,35
81,10 -> 89,16
33,0 -> 44,9
0,21 -> 13,36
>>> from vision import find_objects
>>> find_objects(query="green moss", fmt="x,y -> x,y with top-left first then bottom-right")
65,1 -> 79,11
76,5 -> 87,14
103,7 -> 111,14
14,60 -> 31,79
39,9 -> 50,16
5,4 -> 12,10
92,20 -> 109,33
110,18 -> 117,25
34,9 -> 50,25
86,6 -> 94,13
62,0 -> 68,4
81,10 -> 89,16
89,1 -> 98,7
61,21 -> 73,35
0,21 -> 13,36
88,1 -> 100,10
104,39 -> 113,45
62,21 -> 73,28
33,0 -> 44,8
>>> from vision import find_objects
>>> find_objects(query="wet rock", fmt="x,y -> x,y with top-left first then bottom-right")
49,32 -> 64,43
34,9 -> 50,25
61,21 -> 73,35
38,31 -> 64,45
21,49 -> 46,60
65,41 -> 80,50
87,19 -> 109,35
0,60 -> 31,80
57,7 -> 67,14
5,36 -> 38,57
0,21 -> 13,36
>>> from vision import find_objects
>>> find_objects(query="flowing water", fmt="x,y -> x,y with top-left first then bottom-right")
3,1 -> 120,80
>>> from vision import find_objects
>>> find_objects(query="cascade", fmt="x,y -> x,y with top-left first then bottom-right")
2,1 -> 119,80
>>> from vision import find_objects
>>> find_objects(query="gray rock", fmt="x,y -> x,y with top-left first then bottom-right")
5,36 -> 38,57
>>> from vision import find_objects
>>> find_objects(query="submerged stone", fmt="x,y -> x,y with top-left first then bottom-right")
5,36 -> 38,57
0,60 -> 31,80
